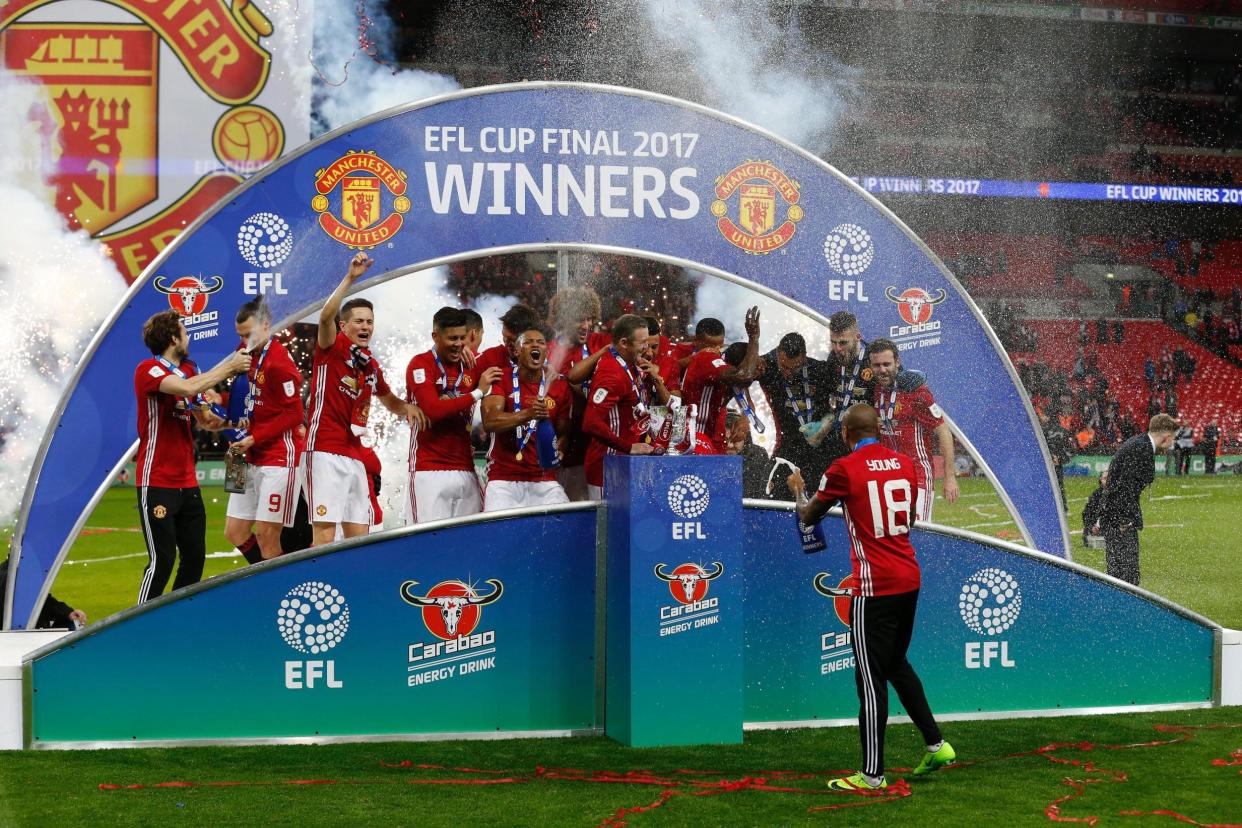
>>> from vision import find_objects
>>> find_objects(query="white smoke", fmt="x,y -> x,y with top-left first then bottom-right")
312,0 -> 461,132
639,0 -> 855,149
306,2 -> 477,524
0,75 -> 128,523
636,0 -> 856,451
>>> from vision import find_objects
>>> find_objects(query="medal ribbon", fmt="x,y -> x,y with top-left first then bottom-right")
156,356 -> 211,412
835,342 -> 868,425
511,364 -> 548,457
878,387 -> 898,434
782,364 -> 815,427
237,339 -> 273,438
732,387 -> 765,434
432,349 -> 463,396
579,343 -> 592,393
609,347 -> 648,414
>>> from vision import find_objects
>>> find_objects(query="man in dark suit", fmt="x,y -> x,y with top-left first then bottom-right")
1202,423 -> 1220,475
1101,414 -> 1178,585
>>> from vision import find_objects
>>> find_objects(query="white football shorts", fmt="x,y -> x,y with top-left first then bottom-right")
305,451 -> 373,527
408,469 -> 483,523
225,463 -> 299,526
484,479 -> 569,512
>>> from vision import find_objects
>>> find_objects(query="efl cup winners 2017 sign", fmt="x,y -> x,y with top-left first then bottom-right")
6,83 -> 1069,629
0,0 -> 310,280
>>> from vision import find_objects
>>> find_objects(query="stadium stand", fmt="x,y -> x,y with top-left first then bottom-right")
1010,319 -> 1242,447
925,234 -> 1096,299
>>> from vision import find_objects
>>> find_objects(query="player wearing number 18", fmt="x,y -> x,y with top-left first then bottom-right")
788,403 -> 955,793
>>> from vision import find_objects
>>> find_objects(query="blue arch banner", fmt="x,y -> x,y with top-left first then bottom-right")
5,82 -> 1067,628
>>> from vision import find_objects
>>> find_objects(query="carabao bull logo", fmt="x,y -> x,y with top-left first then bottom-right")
885,286 -> 946,326
153,274 -> 223,317
654,562 -> 723,605
813,572 -> 858,627
400,578 -> 503,640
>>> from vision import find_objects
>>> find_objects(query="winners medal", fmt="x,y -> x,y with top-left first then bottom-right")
511,363 -> 547,462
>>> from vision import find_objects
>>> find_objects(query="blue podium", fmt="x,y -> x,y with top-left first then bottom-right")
603,455 -> 744,747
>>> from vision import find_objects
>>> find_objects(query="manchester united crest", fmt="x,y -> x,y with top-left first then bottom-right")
312,150 -> 411,249
710,161 -> 803,254
1,0 -> 304,281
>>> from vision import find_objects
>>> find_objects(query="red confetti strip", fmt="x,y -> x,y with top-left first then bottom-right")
96,723 -> 1242,827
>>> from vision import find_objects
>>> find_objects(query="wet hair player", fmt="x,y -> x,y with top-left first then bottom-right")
223,300 -> 306,561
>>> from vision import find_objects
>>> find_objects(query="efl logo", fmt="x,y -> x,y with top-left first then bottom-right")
885,286 -> 946,351
401,579 -> 503,687
823,223 -> 875,276
667,474 -> 710,540
311,149 -> 411,249
238,211 -> 292,295
959,567 -> 1022,669
153,274 -> 222,342
277,581 -> 349,690
710,161 -> 803,255
813,573 -> 857,675
654,562 -> 723,637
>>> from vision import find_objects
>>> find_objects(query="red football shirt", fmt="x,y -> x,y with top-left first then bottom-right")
475,343 -> 515,375
134,358 -> 199,488
485,373 -> 572,482
681,349 -> 730,452
405,349 -> 478,472
672,341 -> 697,384
306,332 -> 391,460
815,440 -> 926,596
245,339 -> 304,468
874,384 -> 943,488
552,332 -> 612,468
582,351 -> 648,487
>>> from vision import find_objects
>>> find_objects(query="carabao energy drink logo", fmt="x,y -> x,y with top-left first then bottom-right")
1,0 -> 285,280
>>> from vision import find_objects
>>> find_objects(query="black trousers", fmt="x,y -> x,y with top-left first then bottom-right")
1204,449 -> 1216,475
137,486 -> 206,603
1104,525 -> 1141,585
850,591 -> 942,778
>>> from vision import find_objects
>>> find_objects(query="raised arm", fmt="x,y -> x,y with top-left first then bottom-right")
319,253 -> 374,349
716,307 -> 762,384
565,345 -> 610,385
158,350 -> 250,398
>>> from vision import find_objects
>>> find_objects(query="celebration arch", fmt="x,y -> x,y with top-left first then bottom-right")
4,82 -> 1069,629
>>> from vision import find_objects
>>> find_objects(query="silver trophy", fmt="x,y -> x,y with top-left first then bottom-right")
223,444 -> 248,494
649,403 -> 689,455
